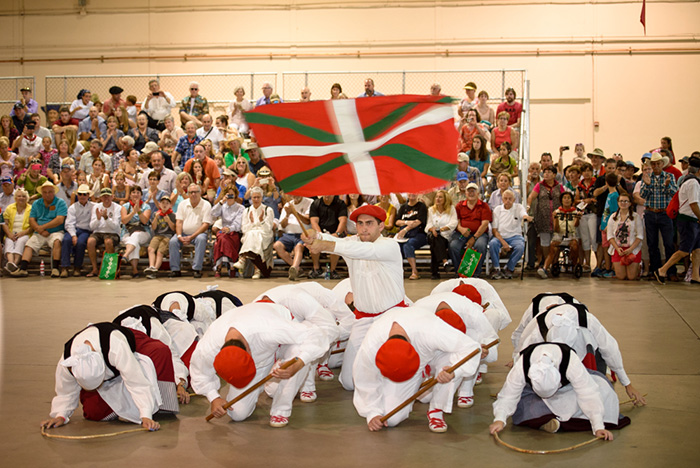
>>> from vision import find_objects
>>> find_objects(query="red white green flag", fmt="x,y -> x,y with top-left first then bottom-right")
246,95 -> 458,196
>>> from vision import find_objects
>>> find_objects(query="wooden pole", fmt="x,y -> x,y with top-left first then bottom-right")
418,338 -> 499,390
493,431 -> 603,454
205,357 -> 298,422
380,339 -> 499,423
330,348 -> 346,355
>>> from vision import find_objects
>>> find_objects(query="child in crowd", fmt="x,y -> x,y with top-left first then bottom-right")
125,95 -> 138,124
70,171 -> 88,204
87,159 -> 110,201
39,136 -> 59,180
563,165 -> 581,193
146,195 -> 176,279
13,157 -> 26,181
112,171 -> 129,204
538,191 -> 581,278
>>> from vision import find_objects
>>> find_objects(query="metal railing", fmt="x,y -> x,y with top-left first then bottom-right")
0,76 -> 36,117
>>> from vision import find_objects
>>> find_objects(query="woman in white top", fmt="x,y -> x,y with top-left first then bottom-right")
233,156 -> 255,199
606,192 -> 644,281
159,115 -> 185,149
234,187 -> 275,279
69,89 -> 92,121
425,189 -> 458,279
210,185 -> 245,277
228,86 -> 253,135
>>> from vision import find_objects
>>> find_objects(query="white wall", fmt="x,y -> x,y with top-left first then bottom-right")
2,0 -> 699,165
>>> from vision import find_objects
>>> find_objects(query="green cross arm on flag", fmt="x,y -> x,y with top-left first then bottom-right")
246,95 -> 458,196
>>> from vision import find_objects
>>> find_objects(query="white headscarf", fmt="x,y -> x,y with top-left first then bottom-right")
528,353 -> 560,398
160,293 -> 190,320
547,313 -> 578,347
61,344 -> 106,391
119,316 -> 148,335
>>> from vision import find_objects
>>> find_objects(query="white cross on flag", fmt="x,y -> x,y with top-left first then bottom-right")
246,95 -> 458,196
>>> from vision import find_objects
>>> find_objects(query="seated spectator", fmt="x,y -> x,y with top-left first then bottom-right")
102,86 -> 126,118
159,115 -> 185,150
489,189 -> 532,279
458,108 -> 489,153
14,157 -> 27,181
179,82 -> 208,129
274,195 -> 312,281
120,148 -> 141,186
78,106 -> 107,141
143,170 -> 167,214
307,194 -> 348,279
538,192 -> 581,279
330,83 -> 347,100
146,194 -> 176,279
69,89 -> 93,121
449,182 -> 492,277
79,139 -> 112,174
425,189 -> 457,279
142,79 -> 176,131
488,173 -> 520,210
211,185 -> 244,278
174,121 -> 202,169
496,87 -> 522,127
55,159 -> 77,206
139,147 -> 176,194
0,137 -> 16,179
246,142 -> 267,175
52,106 -> 80,139
111,135 -> 134,171
10,181 -> 67,277
576,162 -> 598,271
2,188 -> 31,275
12,120 -> 42,161
233,186 -> 275,279
458,82 -> 477,118
448,170 -> 472,205
86,187 -> 121,277
527,165 -> 565,268
128,112 -> 160,152
655,155 -> 700,283
70,171 -> 88,205
228,86 -> 253,135
11,104 -> 32,134
474,90 -> 496,128
170,171 -> 192,212
469,135 -> 490,183
184,144 -> 221,201
16,157 -> 47,202
100,116 -> 125,154
11,87 -> 38,117
125,95 -> 138,125
358,78 -> 384,98
60,184 -> 93,277
396,193 -> 428,280
491,111 -> 519,155
593,160 -> 625,278
256,82 -> 276,106
223,137 -> 243,170
86,158 -> 111,201
29,113 -> 51,143
0,176 -> 15,211
489,142 -> 518,190
196,114 -> 224,154
345,194 -> 367,235
606,192 -> 644,281
0,116 -> 19,148
40,136 -> 60,183
120,185 -> 151,278
375,194 -> 397,236
169,183 -> 212,278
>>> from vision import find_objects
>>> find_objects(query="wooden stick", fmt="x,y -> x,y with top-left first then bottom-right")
493,431 -> 603,454
41,426 -> 149,440
380,338 -> 499,423
330,348 -> 346,355
618,393 -> 648,406
287,204 -> 309,237
205,357 -> 299,422
417,338 -> 500,390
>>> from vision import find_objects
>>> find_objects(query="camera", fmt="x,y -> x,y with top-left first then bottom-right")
562,146 -> 569,151
152,91 -> 161,96
26,122 -> 36,130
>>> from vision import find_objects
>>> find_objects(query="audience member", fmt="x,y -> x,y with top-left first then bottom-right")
169,183 -> 212,278
184,144 -> 221,201
490,142 -> 518,179
228,86 -> 253,135
496,87 -> 522,127
16,157 -> 48,201
60,184 -> 93,277
246,142 -> 266,175
563,164 -> 581,193
139,146 -> 176,194
0,137 -> 16,179
179,81 -> 209,129
145,194 -> 176,279
300,87 -> 312,102
538,191 -> 581,278
85,187 -> 121,277
358,78 -> 384,98
425,189 -> 457,280
489,189 -> 532,279
527,165 -> 565,267
120,185 -> 152,278
143,79 -> 176,131
576,162 -> 597,271
596,171 -> 625,277
100,116 -> 124,154
11,87 -> 38,117
396,193 -> 428,280
234,186 -> 275,279
174,121 -> 202,169
429,83 -> 442,96
330,83 -> 347,100
0,176 -> 15,211
52,106 -> 80,139
449,182 -> 491,277
170,172 -> 191,212
102,86 -> 126,117
587,148 -> 606,177
78,106 -> 107,141
0,115 -> 20,144
55,159 -> 77,205
458,108 -> 489,153
458,82 -> 478,117
488,173 -> 520,210
469,135 -> 490,182
69,89 -> 93,121
128,112 -> 160,152
2,188 -> 31,274
196,114 -> 224,154
308,195 -> 348,279
375,194 -> 397,236
211,185 -> 245,278
275,195 -> 312,280
30,113 -> 52,143
12,120 -> 42,161
491,111 -> 519,154
475,90 -> 495,127
143,170 -> 167,214
79,140 -> 112,175
606,192 -> 644,281
256,82 -> 277,106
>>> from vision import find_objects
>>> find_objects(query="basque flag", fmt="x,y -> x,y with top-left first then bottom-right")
246,95 -> 458,196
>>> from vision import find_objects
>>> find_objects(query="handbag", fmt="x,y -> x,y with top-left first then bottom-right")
99,252 -> 121,280
458,247 -> 482,278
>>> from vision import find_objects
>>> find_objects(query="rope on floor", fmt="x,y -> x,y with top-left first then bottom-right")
493,431 -> 603,454
41,426 -> 149,440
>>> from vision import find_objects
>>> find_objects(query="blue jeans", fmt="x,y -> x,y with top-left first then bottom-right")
169,232 -> 208,271
644,210 -> 676,275
61,228 -> 90,268
488,235 -> 525,272
449,231 -> 488,276
401,232 -> 427,259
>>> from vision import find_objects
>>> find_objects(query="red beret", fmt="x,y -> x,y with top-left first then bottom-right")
436,308 -> 466,334
375,338 -> 420,382
214,346 -> 256,388
452,283 -> 482,306
349,204 -> 387,224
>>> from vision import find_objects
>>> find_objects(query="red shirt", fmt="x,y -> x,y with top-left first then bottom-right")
103,98 -> 127,117
664,165 -> 682,181
455,199 -> 492,232
184,156 -> 221,190
496,101 -> 522,126
53,118 -> 80,127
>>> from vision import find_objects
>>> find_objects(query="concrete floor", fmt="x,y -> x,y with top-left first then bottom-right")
1,275 -> 698,467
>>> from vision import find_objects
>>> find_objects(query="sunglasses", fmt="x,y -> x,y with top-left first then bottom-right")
190,88 -> 198,91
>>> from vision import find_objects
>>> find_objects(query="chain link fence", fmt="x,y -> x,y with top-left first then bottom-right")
44,73 -> 277,118
0,77 -> 36,117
